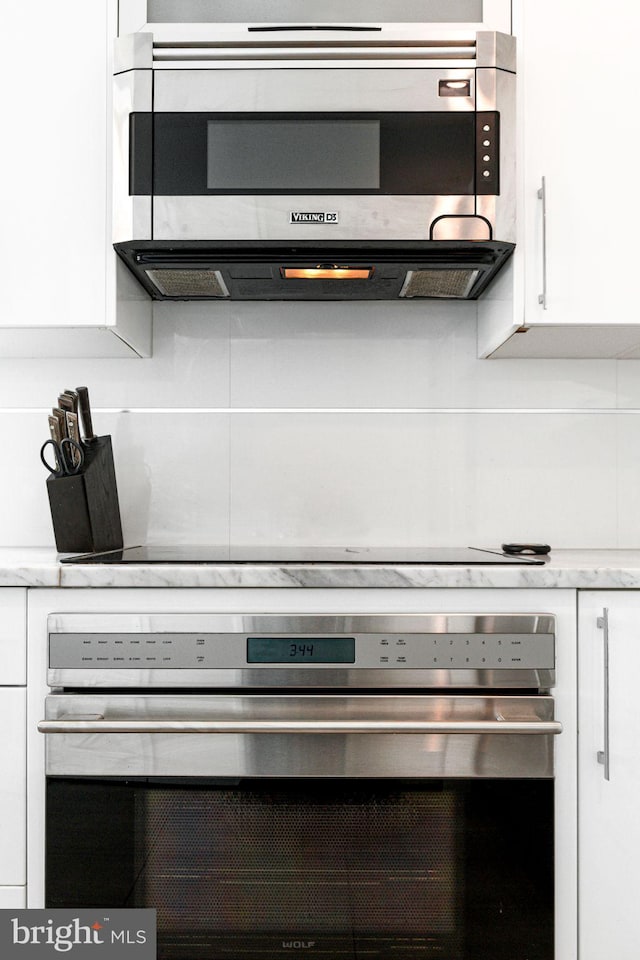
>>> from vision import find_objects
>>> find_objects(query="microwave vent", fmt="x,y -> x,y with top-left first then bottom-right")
145,269 -> 230,298
399,268 -> 480,299
152,39 -> 477,63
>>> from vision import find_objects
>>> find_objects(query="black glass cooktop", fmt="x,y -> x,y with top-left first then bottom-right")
60,545 -> 548,565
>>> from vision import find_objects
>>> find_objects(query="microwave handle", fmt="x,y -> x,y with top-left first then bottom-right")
537,176 -> 548,309
38,718 -> 562,735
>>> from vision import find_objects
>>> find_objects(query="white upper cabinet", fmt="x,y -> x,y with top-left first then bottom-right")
0,1 -> 151,358
119,0 -> 512,37
478,0 -> 640,358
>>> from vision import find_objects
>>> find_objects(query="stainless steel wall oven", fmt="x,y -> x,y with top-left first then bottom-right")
40,612 -> 559,960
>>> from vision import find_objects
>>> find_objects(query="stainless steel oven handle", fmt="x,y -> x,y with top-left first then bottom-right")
38,718 -> 562,735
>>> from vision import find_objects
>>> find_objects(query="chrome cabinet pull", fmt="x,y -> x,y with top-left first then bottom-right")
537,176 -> 548,309
38,718 -> 562,735
596,608 -> 610,781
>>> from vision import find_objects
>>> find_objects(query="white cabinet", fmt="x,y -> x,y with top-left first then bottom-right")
119,0 -> 512,37
478,1 -> 640,358
578,592 -> 640,959
0,588 -> 26,685
0,887 -> 26,908
0,689 -> 27,886
0,1 -> 151,358
0,590 -> 27,891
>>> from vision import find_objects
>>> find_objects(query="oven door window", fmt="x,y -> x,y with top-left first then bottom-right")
46,778 -> 553,960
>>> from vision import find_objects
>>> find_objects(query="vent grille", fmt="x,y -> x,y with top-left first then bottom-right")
399,269 -> 479,299
152,40 -> 477,62
145,269 -> 230,297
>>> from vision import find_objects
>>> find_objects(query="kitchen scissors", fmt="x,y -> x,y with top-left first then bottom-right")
40,438 -> 85,477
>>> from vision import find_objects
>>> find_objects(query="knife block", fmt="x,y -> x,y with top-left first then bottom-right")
46,435 -> 123,554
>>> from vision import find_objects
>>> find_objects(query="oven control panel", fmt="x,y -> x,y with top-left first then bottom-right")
47,614 -> 555,687
49,630 -> 555,670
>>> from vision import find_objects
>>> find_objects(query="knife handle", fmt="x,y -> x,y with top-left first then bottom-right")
51,408 -> 67,440
65,412 -> 82,468
76,386 -> 97,443
47,415 -> 63,471
63,389 -> 79,415
48,415 -> 62,445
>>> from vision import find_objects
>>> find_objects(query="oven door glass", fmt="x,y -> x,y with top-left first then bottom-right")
46,778 -> 553,960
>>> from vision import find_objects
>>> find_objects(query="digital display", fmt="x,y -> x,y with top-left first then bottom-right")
247,637 -> 356,664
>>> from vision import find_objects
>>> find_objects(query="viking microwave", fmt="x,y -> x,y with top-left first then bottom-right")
112,28 -> 516,301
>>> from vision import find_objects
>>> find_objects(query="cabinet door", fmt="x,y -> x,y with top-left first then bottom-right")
521,2 -> 637,335
478,0 -> 640,358
0,589 -> 26,685
0,592 -> 27,887
0,1 -> 109,329
0,1 -> 151,357
578,592 -> 640,959
0,688 -> 26,886
0,888 -> 26,908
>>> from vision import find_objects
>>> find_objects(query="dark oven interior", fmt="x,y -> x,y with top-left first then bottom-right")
46,776 -> 553,960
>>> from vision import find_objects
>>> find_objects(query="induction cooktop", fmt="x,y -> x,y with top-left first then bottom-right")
60,545 -> 548,565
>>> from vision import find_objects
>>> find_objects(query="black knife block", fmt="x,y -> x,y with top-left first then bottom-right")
46,435 -> 123,554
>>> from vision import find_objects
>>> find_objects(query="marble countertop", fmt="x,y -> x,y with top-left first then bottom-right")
3,547 -> 640,589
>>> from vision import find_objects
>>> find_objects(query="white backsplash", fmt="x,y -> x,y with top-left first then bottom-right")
1,300 -> 637,550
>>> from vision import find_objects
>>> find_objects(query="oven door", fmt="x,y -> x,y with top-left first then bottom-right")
41,694 -> 558,960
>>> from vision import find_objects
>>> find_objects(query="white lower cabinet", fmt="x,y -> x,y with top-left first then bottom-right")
0,688 -> 26,885
0,887 -> 26,908
578,592 -> 640,958
0,589 -> 27,888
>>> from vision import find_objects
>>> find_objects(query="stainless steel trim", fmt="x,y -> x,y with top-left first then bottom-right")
476,60 -> 515,244
475,31 -> 516,72
152,195 -> 474,242
152,67 -> 477,112
48,612 -> 555,635
41,693 -> 558,778
596,608 -> 610,780
47,667 -> 555,690
537,176 -> 548,309
113,68 -> 152,244
114,33 -> 153,74
39,718 -> 562,735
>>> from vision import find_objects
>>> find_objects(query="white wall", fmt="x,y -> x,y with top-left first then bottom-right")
1,298 -> 638,551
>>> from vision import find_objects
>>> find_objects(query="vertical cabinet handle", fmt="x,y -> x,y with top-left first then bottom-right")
537,176 -> 548,309
596,608 -> 610,781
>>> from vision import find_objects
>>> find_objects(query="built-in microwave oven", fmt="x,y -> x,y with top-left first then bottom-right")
113,28 -> 516,301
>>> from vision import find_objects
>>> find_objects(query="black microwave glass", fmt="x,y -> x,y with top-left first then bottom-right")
130,111 -> 499,197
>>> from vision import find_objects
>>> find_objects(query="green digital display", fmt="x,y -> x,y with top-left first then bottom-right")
247,637 -> 356,664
